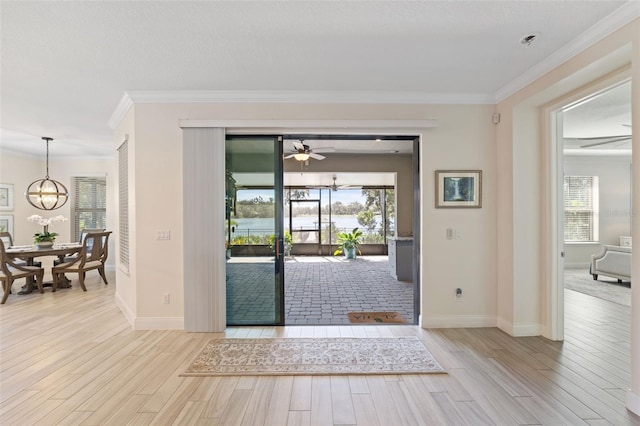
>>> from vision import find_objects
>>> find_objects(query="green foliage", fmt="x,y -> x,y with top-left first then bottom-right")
333,228 -> 363,256
356,209 -> 377,232
235,197 -> 275,218
231,234 -> 273,245
34,231 -> 58,243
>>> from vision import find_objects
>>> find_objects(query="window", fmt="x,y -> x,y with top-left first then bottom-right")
564,176 -> 599,242
118,140 -> 129,270
72,177 -> 107,241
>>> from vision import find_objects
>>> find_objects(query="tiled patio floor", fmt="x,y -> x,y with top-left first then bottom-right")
226,255 -> 415,325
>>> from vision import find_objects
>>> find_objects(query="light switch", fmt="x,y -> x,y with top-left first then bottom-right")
446,228 -> 454,240
157,230 -> 171,240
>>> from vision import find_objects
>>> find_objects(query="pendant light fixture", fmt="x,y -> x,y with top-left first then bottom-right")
25,137 -> 69,210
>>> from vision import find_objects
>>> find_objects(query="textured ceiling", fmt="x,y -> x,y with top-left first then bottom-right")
0,1 -> 635,158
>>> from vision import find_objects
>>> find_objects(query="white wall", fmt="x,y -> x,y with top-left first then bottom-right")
117,102 -> 498,329
564,155 -> 632,267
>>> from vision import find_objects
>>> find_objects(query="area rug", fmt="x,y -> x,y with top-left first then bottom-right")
347,312 -> 406,324
564,269 -> 631,307
181,337 -> 446,376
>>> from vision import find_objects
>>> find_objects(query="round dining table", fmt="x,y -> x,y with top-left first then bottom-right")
5,243 -> 83,293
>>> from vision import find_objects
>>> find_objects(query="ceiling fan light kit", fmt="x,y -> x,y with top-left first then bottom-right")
284,140 -> 327,162
25,137 -> 69,210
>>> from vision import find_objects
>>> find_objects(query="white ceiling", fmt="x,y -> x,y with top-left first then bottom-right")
0,1 -> 636,159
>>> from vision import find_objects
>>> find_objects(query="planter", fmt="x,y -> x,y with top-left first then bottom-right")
344,246 -> 357,259
37,241 -> 54,248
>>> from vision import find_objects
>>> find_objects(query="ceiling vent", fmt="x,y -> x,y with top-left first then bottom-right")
520,33 -> 539,47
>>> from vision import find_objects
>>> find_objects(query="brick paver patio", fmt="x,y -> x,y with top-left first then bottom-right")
226,255 -> 415,325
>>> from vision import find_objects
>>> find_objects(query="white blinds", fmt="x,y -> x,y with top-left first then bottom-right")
72,177 -> 107,241
564,176 -> 599,242
118,140 -> 129,270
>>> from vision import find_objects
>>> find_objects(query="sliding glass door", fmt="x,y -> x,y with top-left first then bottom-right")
225,135 -> 284,325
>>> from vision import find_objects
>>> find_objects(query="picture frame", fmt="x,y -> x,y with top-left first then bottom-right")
0,214 -> 14,235
435,170 -> 482,208
0,183 -> 14,211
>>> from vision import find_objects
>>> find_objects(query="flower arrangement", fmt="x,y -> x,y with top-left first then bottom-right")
27,214 -> 67,244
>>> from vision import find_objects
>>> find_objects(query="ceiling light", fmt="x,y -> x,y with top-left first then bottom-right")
25,137 -> 69,210
294,152 -> 310,161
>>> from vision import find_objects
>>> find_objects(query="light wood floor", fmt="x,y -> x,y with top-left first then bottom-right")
1,272 -> 639,425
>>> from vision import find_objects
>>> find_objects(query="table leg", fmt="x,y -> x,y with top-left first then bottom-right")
17,257 -> 36,295
49,255 -> 72,289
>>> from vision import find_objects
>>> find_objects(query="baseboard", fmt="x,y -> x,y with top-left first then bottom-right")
421,315 -> 496,328
627,390 -> 640,416
114,291 -> 135,328
135,316 -> 184,330
497,317 -> 542,336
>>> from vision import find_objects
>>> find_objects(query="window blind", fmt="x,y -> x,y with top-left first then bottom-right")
118,140 -> 129,269
72,177 -> 107,241
564,176 -> 599,242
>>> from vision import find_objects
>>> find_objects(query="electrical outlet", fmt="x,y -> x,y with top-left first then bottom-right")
455,288 -> 462,301
163,293 -> 170,304
157,230 -> 171,240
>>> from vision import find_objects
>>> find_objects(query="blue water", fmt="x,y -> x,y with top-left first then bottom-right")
230,216 -> 375,236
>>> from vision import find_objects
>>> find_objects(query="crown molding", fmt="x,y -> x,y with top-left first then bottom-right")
124,90 -> 493,105
108,93 -> 134,130
495,0 -> 640,103
108,90 -> 490,130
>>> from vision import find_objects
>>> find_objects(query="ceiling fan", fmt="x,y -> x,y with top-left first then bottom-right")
331,175 -> 361,191
284,140 -> 333,162
565,124 -> 632,148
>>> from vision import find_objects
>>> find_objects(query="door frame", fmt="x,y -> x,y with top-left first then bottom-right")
181,119 -> 434,332
541,72 -> 631,340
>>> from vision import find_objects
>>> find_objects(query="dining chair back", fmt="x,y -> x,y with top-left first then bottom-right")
0,232 -> 14,247
0,231 -> 41,267
54,228 -> 106,266
52,231 -> 111,292
0,238 -> 45,304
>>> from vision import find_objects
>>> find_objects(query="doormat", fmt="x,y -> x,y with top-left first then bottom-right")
348,311 -> 406,324
181,337 -> 445,376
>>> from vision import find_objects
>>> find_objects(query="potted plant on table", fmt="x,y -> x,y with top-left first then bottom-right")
28,214 -> 67,248
333,227 -> 363,259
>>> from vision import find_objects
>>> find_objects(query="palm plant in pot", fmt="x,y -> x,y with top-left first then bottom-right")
333,227 -> 363,259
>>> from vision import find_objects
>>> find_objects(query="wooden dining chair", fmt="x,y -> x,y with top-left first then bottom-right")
0,231 -> 41,268
53,228 -> 106,266
52,231 -> 111,292
0,239 -> 45,304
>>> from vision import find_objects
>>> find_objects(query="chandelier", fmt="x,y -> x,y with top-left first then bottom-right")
25,137 -> 69,210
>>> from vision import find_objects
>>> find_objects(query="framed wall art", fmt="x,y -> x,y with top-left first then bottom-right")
435,170 -> 482,208
0,215 -> 14,235
0,183 -> 14,211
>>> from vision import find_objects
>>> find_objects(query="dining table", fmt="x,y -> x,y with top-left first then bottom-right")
5,243 -> 83,294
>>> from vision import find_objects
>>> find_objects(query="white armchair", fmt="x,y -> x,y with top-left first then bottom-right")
590,245 -> 631,283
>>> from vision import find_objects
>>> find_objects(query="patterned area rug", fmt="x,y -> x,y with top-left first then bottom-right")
348,312 -> 406,324
564,269 -> 631,307
181,337 -> 446,376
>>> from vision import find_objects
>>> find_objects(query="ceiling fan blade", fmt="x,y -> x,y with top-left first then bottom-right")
565,135 -> 631,141
283,153 -> 297,159
309,153 -> 325,160
580,137 -> 631,148
292,140 -> 304,151
312,147 -> 336,153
